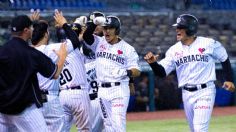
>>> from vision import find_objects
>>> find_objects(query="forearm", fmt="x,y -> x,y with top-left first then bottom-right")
149,62 -> 166,78
83,22 -> 96,45
53,57 -> 66,79
127,68 -> 141,78
62,23 -> 81,49
221,58 -> 234,82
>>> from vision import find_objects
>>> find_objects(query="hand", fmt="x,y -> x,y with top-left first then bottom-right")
110,68 -> 127,78
30,10 -> 40,21
54,9 -> 67,28
74,16 -> 87,26
129,83 -> 135,96
144,52 -> 159,64
54,42 -> 67,61
222,81 -> 235,92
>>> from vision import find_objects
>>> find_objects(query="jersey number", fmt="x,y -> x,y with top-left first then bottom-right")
60,68 -> 72,85
90,81 -> 98,92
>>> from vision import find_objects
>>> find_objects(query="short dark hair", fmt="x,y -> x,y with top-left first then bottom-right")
31,20 -> 49,45
11,15 -> 32,32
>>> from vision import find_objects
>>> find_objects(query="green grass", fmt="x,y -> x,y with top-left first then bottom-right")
70,115 -> 236,132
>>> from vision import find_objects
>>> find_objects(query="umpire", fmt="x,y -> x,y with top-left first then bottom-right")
0,15 -> 67,131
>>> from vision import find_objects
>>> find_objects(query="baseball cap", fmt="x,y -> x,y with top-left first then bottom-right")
11,15 -> 32,32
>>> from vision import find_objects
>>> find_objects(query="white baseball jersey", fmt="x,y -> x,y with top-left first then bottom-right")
84,58 -> 104,132
35,39 -> 74,92
59,48 -> 89,90
88,35 -> 140,84
159,36 -> 228,87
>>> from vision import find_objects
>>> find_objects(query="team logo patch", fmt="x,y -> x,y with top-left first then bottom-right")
177,17 -> 181,24
99,44 -> 106,51
105,17 -> 112,24
198,48 -> 205,54
117,50 -> 123,54
175,51 -> 183,58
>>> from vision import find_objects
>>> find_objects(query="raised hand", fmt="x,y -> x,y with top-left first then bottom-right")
30,10 -> 40,21
54,9 -> 67,27
223,81 -> 235,92
144,52 -> 159,64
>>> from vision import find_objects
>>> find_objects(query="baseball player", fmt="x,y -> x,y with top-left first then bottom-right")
83,15 -> 141,131
31,19 -> 79,132
54,10 -> 91,132
144,14 -> 235,132
72,13 -> 105,132
0,15 -> 67,132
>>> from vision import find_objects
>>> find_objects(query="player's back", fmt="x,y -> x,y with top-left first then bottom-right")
59,49 -> 89,90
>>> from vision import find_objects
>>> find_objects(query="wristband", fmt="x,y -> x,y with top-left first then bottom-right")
127,70 -> 132,77
129,77 -> 134,83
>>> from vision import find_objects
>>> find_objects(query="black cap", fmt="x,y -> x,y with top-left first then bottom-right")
11,15 -> 32,32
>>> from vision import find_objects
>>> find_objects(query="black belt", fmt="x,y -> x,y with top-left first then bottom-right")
101,82 -> 120,88
69,86 -> 82,90
181,84 -> 207,92
89,93 -> 98,100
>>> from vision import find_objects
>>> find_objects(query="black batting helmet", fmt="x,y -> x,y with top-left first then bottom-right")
102,16 -> 121,35
172,14 -> 198,36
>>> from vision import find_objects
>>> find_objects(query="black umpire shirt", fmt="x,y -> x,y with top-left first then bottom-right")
0,37 -> 57,115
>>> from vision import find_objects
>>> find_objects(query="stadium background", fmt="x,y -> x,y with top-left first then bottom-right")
0,0 -> 236,130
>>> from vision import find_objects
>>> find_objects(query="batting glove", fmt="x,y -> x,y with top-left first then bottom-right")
93,16 -> 106,26
74,16 -> 87,27
88,11 -> 105,22
110,68 -> 128,78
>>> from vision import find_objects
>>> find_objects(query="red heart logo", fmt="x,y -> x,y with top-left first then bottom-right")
117,50 -> 123,54
198,48 -> 205,54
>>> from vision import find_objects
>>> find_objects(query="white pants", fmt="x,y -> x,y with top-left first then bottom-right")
59,89 -> 91,132
41,95 -> 65,132
98,84 -> 130,132
182,83 -> 216,132
90,98 -> 104,132
0,104 -> 48,132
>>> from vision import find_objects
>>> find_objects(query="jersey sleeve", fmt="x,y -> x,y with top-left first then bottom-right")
159,48 -> 175,75
34,50 -> 57,79
47,40 -> 74,62
65,39 -> 74,53
211,40 -> 228,62
126,46 -> 140,70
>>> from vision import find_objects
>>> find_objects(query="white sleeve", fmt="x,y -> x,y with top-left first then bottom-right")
126,47 -> 140,70
65,39 -> 74,54
211,40 -> 228,62
159,48 -> 176,75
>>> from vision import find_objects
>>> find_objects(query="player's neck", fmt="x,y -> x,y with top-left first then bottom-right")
182,36 -> 197,46
34,39 -> 48,47
109,37 -> 120,45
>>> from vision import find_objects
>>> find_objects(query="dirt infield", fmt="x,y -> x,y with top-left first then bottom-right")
127,106 -> 236,121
